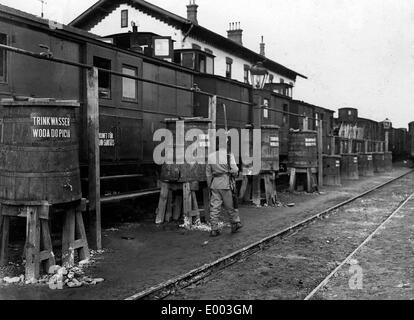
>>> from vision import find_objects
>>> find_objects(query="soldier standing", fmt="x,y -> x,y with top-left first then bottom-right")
206,146 -> 242,237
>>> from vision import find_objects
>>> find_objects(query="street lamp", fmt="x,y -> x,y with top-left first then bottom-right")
382,118 -> 392,130
382,118 -> 392,152
250,62 -> 269,89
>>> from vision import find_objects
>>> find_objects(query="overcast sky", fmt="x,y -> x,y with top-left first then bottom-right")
1,0 -> 413,128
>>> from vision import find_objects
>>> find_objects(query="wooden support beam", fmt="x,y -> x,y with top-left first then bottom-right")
155,182 -> 169,224
87,67 -> 101,250
25,207 -> 41,281
331,136 -> 335,156
317,120 -> 323,188
289,168 -> 296,192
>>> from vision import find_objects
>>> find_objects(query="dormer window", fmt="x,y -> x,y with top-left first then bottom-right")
226,57 -> 233,79
174,49 -> 215,74
121,10 -> 128,28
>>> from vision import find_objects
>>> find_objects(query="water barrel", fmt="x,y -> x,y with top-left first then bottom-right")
373,152 -> 385,173
288,130 -> 318,168
160,118 -> 211,182
358,153 -> 374,177
384,151 -> 393,171
323,155 -> 341,186
242,124 -> 280,174
340,153 -> 359,180
0,100 -> 81,205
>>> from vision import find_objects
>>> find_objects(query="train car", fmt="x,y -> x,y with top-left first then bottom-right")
291,100 -> 335,155
409,122 -> 414,159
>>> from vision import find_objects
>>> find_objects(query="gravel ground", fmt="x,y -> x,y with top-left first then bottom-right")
0,167 -> 412,300
166,171 -> 414,300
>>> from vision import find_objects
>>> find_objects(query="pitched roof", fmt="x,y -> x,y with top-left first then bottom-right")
69,0 -> 307,80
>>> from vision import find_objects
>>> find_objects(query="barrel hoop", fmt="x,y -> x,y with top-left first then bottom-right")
0,145 -> 79,152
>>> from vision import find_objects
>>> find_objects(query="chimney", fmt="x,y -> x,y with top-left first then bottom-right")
260,36 -> 265,56
187,0 -> 198,25
227,22 -> 243,46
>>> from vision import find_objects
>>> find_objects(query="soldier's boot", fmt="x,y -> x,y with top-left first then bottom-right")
231,222 -> 243,234
210,230 -> 221,237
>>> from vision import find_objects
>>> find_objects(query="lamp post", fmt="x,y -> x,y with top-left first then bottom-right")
250,62 -> 269,89
383,118 -> 392,152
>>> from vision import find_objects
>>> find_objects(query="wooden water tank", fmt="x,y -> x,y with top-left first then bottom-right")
358,153 -> 374,177
0,100 -> 81,205
373,152 -> 385,173
340,154 -> 359,180
160,118 -> 211,182
288,130 -> 318,168
323,155 -> 341,186
242,124 -> 280,174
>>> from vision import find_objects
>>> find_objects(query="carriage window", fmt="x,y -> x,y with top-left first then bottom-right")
121,10 -> 128,28
0,34 -> 7,83
122,65 -> 138,101
181,52 -> 194,69
93,56 -> 111,99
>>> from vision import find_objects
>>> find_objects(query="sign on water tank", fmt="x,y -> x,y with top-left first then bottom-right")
305,138 -> 316,147
336,160 -> 340,167
270,136 -> 279,147
198,134 -> 210,148
368,155 -> 373,161
354,157 -> 358,163
99,132 -> 115,147
31,114 -> 71,139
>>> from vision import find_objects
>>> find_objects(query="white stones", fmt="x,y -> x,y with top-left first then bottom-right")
48,265 -> 61,275
3,276 -> 21,284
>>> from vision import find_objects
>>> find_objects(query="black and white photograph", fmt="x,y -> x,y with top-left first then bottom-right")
0,0 -> 413,310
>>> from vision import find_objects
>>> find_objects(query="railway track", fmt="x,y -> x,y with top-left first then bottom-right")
126,169 -> 414,300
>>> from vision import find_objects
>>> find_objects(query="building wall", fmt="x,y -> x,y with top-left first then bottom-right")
88,3 -> 295,85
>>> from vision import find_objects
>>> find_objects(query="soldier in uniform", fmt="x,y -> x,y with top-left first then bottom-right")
206,145 -> 242,237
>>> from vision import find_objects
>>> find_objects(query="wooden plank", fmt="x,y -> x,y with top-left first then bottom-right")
183,183 -> 192,218
0,215 -> 10,266
101,189 -> 160,204
289,168 -> 296,192
172,195 -> 183,221
191,191 -> 200,222
252,175 -> 261,206
202,188 -> 210,222
238,176 -> 248,200
331,136 -> 336,156
306,168 -> 312,193
62,209 -> 76,268
87,67 -> 102,250
317,121 -> 323,188
75,210 -> 90,261
155,182 -> 169,224
164,191 -> 173,223
40,218 -> 55,271
25,207 -> 41,281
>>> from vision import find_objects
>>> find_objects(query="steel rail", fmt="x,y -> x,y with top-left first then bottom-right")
304,191 -> 414,300
124,169 -> 414,300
